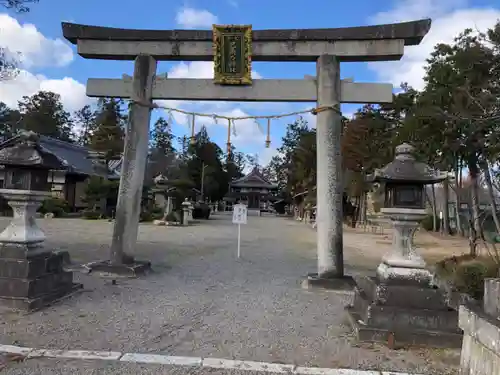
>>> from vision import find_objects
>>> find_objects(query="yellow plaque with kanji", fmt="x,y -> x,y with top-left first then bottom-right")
213,24 -> 252,85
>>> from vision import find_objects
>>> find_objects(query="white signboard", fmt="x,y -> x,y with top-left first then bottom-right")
232,204 -> 248,225
232,204 -> 247,259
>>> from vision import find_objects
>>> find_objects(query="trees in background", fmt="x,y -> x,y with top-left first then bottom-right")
263,21 -> 500,245
0,88 -> 255,204
88,98 -> 126,166
0,0 -> 38,12
1,19 -> 499,238
17,91 -> 73,141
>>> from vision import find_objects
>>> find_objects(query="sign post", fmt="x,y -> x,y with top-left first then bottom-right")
232,203 -> 248,258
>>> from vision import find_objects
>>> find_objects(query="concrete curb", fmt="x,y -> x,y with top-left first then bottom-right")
0,344 -> 425,375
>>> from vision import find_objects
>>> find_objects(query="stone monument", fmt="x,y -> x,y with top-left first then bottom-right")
0,131 -> 82,311
347,143 -> 463,348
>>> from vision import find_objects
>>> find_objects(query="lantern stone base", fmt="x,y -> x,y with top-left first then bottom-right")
0,245 -> 83,312
85,257 -> 151,277
346,275 -> 463,348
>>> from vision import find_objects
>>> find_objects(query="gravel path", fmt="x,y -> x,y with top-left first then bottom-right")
0,214 -> 460,374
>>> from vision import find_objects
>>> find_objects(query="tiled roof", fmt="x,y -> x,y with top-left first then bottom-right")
0,134 -> 119,178
231,167 -> 278,189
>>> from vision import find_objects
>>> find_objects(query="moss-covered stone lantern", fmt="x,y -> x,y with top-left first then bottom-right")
0,130 -> 82,311
346,143 -> 462,349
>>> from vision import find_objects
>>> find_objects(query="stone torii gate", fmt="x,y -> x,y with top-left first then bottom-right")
62,19 -> 431,278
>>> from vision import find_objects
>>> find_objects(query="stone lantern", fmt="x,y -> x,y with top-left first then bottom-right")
181,198 -> 191,226
347,143 -> 462,348
152,174 -> 171,220
0,131 -> 82,310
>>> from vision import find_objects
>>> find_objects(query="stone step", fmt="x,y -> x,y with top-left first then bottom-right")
0,282 -> 83,311
346,307 -> 463,348
352,288 -> 460,333
0,271 -> 74,299
353,275 -> 450,311
0,251 -> 66,279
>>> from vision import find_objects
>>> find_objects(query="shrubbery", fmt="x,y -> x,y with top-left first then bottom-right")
166,211 -> 179,222
421,214 -> 440,231
192,203 -> 211,219
82,210 -> 102,220
39,197 -> 70,217
435,255 -> 499,299
139,211 -> 154,222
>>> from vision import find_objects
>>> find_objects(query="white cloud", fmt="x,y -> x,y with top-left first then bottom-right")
368,0 -> 500,90
175,7 -> 218,29
259,146 -> 278,167
0,70 -> 90,112
0,13 -> 73,69
168,61 -> 262,80
156,61 -> 266,145
0,13 -> 88,114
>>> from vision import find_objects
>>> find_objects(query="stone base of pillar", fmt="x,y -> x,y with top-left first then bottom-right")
346,275 -> 463,348
302,272 -> 355,291
0,245 -> 83,312
85,257 -> 151,277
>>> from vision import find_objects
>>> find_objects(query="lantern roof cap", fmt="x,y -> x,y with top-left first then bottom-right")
0,130 -> 64,170
366,143 -> 447,184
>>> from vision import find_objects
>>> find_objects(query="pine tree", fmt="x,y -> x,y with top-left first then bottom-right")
0,102 -> 21,141
89,98 -> 125,166
18,91 -> 74,141
74,105 -> 97,146
148,117 -> 176,180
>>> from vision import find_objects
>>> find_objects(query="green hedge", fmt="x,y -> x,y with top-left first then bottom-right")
82,210 -> 102,220
454,260 -> 499,299
192,203 -> 211,220
421,214 -> 440,231
165,211 -> 179,222
39,197 -> 70,217
435,255 -> 499,299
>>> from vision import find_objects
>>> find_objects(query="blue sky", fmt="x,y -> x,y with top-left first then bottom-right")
1,0 -> 499,166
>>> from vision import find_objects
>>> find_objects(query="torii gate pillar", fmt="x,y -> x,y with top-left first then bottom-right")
315,55 -> 344,279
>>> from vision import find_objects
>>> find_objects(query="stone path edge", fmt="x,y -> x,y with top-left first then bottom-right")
0,344 -> 425,375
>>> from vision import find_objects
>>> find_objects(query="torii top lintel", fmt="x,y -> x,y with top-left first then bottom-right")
61,19 -> 431,62
62,19 -> 430,45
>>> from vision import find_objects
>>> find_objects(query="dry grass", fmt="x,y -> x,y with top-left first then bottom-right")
302,226 -> 469,267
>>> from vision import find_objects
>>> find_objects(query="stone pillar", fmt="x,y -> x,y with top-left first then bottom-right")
188,202 -> 194,220
484,278 -> 500,320
109,55 -> 156,267
459,278 -> 500,374
182,199 -> 190,226
315,55 -> 344,278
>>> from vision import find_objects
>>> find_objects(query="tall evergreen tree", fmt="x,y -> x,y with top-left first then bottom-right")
17,91 -> 74,141
73,104 -> 97,146
0,102 -> 21,141
148,117 -> 176,180
89,98 -> 126,166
